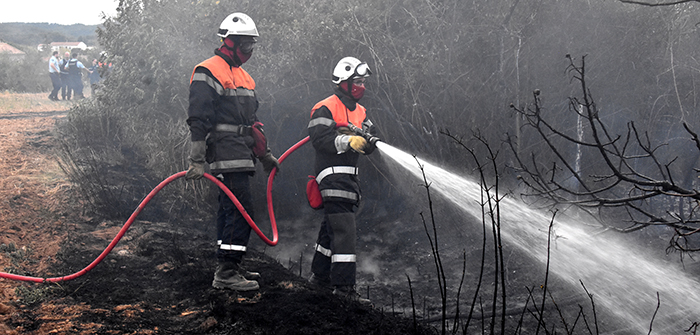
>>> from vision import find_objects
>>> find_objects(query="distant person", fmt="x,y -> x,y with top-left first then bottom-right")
88,59 -> 102,91
97,51 -> 113,79
48,51 -> 61,101
59,51 -> 71,100
185,12 -> 280,291
64,52 -> 87,99
306,57 -> 377,304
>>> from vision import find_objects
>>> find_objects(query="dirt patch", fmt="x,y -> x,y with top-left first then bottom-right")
0,94 -> 436,334
0,98 -> 73,334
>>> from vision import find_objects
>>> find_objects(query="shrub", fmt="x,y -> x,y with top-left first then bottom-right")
0,49 -> 50,93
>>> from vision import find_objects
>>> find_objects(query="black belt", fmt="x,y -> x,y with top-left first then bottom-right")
215,124 -> 253,136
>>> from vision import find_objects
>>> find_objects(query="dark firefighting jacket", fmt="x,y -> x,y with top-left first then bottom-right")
187,53 -> 260,175
308,90 -> 376,204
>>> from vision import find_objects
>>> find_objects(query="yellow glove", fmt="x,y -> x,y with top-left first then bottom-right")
348,136 -> 368,154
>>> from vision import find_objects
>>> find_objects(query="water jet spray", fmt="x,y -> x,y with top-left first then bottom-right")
375,142 -> 700,333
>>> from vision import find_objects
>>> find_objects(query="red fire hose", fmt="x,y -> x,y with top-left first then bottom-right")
266,136 -> 310,237
0,136 -> 311,283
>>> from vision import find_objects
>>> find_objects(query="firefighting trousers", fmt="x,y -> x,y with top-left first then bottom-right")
311,201 -> 357,287
216,172 -> 253,265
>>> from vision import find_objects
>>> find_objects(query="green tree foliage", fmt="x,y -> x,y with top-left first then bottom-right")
0,23 -> 102,93
0,49 -> 51,92
0,23 -> 98,47
0,49 -> 104,93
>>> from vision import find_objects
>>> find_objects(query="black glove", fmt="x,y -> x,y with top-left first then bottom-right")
364,138 -> 377,155
259,152 -> 280,174
185,141 -> 206,180
337,127 -> 354,135
186,162 -> 204,180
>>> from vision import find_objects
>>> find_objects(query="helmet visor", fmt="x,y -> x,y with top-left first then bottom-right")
354,62 -> 372,78
239,38 -> 257,54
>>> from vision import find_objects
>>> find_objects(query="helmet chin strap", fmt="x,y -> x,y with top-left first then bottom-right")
341,81 -> 352,96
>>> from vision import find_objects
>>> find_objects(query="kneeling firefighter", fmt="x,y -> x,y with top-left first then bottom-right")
307,57 -> 379,304
185,12 -> 280,291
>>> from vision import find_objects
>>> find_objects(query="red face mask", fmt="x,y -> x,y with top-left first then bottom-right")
220,38 -> 252,65
236,48 -> 251,64
340,81 -> 365,100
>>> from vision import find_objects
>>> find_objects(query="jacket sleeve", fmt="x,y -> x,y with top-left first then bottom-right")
309,105 -> 351,155
186,67 -> 218,142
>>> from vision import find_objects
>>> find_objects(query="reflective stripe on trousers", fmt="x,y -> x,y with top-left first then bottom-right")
315,243 -> 332,257
331,254 -> 356,263
218,240 -> 247,252
314,244 -> 356,263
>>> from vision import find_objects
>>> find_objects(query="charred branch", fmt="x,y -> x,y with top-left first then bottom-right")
508,55 -> 700,254
619,0 -> 699,6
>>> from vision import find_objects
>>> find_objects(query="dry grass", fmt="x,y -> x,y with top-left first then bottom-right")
0,91 -> 78,114
0,92 -> 79,334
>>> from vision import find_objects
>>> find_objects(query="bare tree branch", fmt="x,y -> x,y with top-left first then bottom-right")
509,55 -> 700,254
619,0 -> 699,6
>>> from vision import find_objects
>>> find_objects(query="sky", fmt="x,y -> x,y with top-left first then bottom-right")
0,0 -> 118,25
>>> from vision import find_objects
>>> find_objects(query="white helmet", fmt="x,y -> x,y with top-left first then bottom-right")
331,57 -> 372,84
217,12 -> 259,38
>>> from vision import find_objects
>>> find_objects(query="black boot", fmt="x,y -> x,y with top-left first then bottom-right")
309,273 -> 332,291
241,268 -> 261,280
333,285 -> 371,305
212,262 -> 259,291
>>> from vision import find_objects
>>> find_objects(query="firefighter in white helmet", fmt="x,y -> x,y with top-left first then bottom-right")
185,12 -> 280,291
307,56 -> 377,304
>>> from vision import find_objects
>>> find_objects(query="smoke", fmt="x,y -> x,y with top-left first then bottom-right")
356,249 -> 382,278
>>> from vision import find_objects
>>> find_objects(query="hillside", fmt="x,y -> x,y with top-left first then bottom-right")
0,23 -> 98,49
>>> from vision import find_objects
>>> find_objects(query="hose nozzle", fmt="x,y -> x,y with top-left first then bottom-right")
367,136 -> 380,146
346,123 -> 381,144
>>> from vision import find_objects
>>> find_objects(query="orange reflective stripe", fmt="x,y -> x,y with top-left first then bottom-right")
190,56 -> 255,90
311,95 -> 366,128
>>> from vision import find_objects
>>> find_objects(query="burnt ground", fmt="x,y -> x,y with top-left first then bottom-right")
0,102 -> 601,335
0,99 -> 437,334
5,95 -> 698,334
11,220 -> 436,335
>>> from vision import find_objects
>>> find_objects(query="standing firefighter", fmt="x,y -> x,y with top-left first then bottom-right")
185,12 -> 280,291
307,57 -> 377,304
